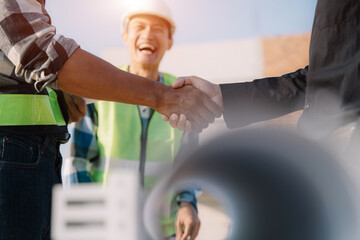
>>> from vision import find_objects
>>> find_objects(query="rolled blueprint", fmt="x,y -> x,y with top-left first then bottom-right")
144,129 -> 359,240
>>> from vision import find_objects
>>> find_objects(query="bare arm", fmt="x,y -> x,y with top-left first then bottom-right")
58,49 -> 222,130
58,49 -> 165,108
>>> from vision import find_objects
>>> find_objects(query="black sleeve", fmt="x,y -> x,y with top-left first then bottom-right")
220,67 -> 308,129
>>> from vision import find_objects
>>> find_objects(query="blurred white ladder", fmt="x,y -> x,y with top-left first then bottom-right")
51,171 -> 140,240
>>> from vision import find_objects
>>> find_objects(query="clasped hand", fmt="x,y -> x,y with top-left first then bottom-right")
162,76 -> 223,133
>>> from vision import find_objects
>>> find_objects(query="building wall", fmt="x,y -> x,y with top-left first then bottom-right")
263,33 -> 311,129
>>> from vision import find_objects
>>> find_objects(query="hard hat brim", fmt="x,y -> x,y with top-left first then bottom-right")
122,11 -> 176,36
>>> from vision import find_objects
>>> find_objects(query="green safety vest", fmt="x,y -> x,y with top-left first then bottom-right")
93,66 -> 183,236
0,87 -> 66,126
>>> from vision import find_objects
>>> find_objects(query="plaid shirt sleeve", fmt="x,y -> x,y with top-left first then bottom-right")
62,104 -> 99,187
0,0 -> 79,91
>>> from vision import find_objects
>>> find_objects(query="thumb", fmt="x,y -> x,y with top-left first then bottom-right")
172,77 -> 186,89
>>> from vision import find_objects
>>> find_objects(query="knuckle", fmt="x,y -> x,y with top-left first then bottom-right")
187,219 -> 194,225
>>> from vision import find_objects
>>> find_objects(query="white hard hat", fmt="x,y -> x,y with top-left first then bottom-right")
122,0 -> 176,36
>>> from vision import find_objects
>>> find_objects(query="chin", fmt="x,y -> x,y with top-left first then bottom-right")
137,56 -> 159,65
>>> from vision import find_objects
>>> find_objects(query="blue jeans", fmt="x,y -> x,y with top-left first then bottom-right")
0,134 -> 62,240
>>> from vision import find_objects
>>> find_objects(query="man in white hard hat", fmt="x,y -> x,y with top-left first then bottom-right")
64,1 -> 201,239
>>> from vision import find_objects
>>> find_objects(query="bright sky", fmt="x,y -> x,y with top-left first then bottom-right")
46,0 -> 317,56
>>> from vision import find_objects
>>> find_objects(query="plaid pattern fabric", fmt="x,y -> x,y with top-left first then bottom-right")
0,0 -> 79,91
63,104 -> 198,208
63,104 -> 98,185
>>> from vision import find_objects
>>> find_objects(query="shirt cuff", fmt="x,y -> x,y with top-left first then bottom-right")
178,191 -> 198,212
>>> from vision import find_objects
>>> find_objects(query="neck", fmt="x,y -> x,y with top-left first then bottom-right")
129,62 -> 159,81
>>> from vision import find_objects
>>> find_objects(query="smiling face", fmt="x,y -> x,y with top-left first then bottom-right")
123,14 -> 173,68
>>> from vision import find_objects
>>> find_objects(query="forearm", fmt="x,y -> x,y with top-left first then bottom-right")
58,48 -> 166,109
58,48 -> 222,128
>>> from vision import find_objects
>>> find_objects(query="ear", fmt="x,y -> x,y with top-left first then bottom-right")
167,37 -> 173,51
122,31 -> 129,46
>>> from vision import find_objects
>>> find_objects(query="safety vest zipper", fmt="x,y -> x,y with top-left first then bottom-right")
138,107 -> 155,188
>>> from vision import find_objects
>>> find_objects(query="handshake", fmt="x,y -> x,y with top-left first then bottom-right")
158,76 -> 223,133
64,73 -> 223,134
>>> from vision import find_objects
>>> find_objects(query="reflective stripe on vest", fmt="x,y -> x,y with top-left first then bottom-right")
0,87 -> 66,126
